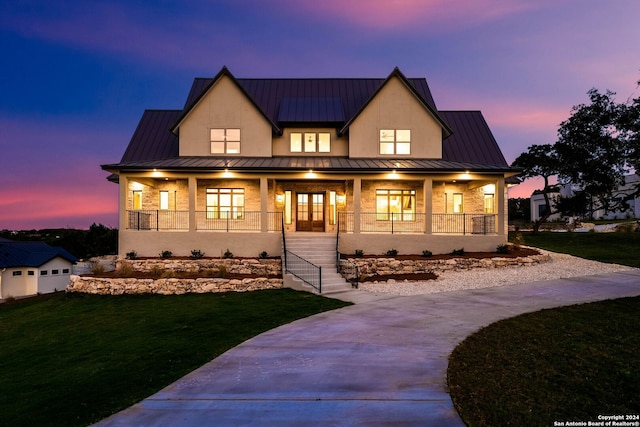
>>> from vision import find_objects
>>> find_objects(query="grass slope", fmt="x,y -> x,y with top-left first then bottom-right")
0,290 -> 350,427
511,231 -> 640,267
448,297 -> 640,426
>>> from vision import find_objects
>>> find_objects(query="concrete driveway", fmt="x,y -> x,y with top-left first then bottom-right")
95,270 -> 640,426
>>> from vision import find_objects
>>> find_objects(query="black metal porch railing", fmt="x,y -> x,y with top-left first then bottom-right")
127,210 -> 189,230
284,250 -> 322,293
126,210 -> 282,231
337,212 -> 497,235
432,213 -> 496,235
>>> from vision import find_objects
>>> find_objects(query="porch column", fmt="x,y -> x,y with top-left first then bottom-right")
423,178 -> 432,234
188,177 -> 196,232
353,177 -> 361,234
119,176 -> 128,231
260,177 -> 268,232
497,178 -> 505,236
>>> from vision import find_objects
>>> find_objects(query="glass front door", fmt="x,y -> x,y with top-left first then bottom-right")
296,193 -> 325,231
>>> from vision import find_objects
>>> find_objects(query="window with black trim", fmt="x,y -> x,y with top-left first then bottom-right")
376,189 -> 416,221
379,129 -> 410,155
206,188 -> 245,219
12,271 -> 22,276
210,128 -> 240,154
290,132 -> 330,153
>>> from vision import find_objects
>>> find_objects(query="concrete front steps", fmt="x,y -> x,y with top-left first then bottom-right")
282,233 -> 353,294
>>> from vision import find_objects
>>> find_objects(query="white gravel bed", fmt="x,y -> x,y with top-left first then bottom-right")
359,249 -> 638,296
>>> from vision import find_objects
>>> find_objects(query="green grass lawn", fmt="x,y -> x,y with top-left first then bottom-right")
448,297 -> 640,426
510,230 -> 640,267
0,290 -> 351,427
447,231 -> 640,425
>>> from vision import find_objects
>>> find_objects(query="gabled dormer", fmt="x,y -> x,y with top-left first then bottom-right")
343,67 -> 452,159
172,67 -> 277,158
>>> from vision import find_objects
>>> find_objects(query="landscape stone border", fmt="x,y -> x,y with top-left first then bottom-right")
67,252 -> 551,295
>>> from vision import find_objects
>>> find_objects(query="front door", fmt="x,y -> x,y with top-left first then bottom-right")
296,193 -> 325,231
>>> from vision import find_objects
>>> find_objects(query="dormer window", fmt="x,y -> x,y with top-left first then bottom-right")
379,129 -> 411,155
211,129 -> 240,154
290,132 -> 331,153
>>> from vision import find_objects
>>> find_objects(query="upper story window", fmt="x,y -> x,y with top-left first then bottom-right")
379,129 -> 411,155
211,128 -> 240,154
290,132 -> 330,153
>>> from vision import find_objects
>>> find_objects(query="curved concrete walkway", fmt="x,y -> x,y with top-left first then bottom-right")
96,270 -> 640,426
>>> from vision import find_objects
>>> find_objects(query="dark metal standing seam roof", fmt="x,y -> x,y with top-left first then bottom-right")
184,77 -> 438,128
103,69 -> 516,175
120,110 -> 180,163
439,111 -> 508,166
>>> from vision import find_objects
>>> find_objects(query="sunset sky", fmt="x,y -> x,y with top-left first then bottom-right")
1,0 -> 639,230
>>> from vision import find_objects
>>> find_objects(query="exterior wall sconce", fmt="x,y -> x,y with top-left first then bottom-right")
275,193 -> 285,204
336,194 -> 346,205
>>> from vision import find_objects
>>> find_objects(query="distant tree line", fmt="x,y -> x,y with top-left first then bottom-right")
512,81 -> 640,232
0,223 -> 117,259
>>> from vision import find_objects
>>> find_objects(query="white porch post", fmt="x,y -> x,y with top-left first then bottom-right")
188,177 -> 196,232
423,178 -> 432,234
260,177 -> 268,232
119,176 -> 128,231
497,177 -> 505,236
353,177 -> 361,234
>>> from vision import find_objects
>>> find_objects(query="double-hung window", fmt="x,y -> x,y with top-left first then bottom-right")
290,132 -> 330,153
379,129 -> 410,155
376,189 -> 416,221
206,188 -> 245,219
211,129 -> 240,154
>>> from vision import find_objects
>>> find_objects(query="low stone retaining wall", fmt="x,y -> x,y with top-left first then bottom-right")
118,258 -> 281,276
67,276 -> 283,295
346,253 -> 551,277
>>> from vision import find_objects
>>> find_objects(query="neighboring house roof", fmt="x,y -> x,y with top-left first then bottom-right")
0,240 -> 78,269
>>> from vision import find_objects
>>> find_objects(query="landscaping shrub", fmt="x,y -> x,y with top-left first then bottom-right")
90,262 -> 105,275
422,250 -> 433,258
452,248 -> 465,256
496,244 -> 510,254
160,250 -> 172,259
355,249 -> 364,257
259,251 -> 268,259
385,249 -> 398,257
190,249 -> 205,259
223,249 -> 233,259
125,250 -> 137,260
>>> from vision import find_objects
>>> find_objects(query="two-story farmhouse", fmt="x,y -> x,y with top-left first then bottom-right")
103,67 -> 518,259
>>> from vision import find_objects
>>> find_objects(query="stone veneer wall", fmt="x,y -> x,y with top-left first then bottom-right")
117,258 -> 282,276
346,253 -> 551,277
66,254 -> 551,295
67,276 -> 283,295
66,258 -> 283,296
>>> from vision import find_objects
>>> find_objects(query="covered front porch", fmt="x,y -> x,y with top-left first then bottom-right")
118,170 -> 506,257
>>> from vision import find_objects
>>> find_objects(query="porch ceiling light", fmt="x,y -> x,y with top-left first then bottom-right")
305,170 -> 316,178
151,169 -> 163,178
222,168 -> 233,178
388,170 -> 399,179
459,172 -> 471,180
483,184 -> 496,193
